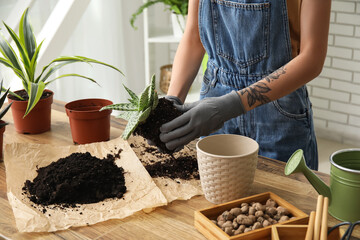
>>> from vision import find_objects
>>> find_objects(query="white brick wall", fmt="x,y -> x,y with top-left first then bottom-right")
308,0 -> 360,146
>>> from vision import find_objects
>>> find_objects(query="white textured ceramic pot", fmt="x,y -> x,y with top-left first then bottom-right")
196,134 -> 259,204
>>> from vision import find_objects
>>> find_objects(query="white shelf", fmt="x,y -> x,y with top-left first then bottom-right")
148,35 -> 181,43
143,7 -> 201,102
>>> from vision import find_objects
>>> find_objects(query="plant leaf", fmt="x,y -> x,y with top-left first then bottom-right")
0,102 -> 12,120
121,113 -> 140,139
24,81 -> 45,117
138,85 -> 150,111
20,8 -> 36,60
130,0 -> 163,29
44,56 -> 124,76
3,22 -> 32,79
0,32 -> 24,73
115,111 -> 135,121
44,73 -> 99,87
152,91 -> 158,110
138,107 -> 151,123
100,103 -> 137,111
123,84 -> 138,103
29,40 -> 44,82
148,74 -> 156,104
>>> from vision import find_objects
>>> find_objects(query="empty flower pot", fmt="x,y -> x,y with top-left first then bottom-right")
7,89 -> 54,134
65,98 -> 113,144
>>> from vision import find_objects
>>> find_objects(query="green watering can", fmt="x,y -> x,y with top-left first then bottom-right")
285,149 -> 360,222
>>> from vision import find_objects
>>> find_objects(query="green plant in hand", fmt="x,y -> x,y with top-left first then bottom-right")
130,0 -> 188,29
0,8 -> 123,117
100,75 -> 158,139
0,80 -> 13,128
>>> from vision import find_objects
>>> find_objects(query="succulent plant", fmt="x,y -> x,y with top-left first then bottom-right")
0,80 -> 13,128
100,75 -> 158,139
0,8 -> 123,117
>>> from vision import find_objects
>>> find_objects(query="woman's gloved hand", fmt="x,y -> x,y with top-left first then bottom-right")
146,95 -> 183,149
159,91 -> 246,151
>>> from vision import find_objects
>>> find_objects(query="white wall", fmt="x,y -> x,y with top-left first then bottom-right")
50,0 -> 145,103
307,0 -> 360,146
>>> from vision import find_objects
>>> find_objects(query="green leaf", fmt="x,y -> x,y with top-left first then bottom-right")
0,32 -> 24,73
123,84 -> 138,103
138,107 -> 151,123
44,73 -> 99,87
121,113 -> 140,139
115,111 -> 135,121
29,40 -> 44,81
45,56 -> 124,76
148,74 -> 156,104
0,102 -> 12,120
152,91 -> 158,110
130,0 -> 163,29
100,103 -> 137,111
24,81 -> 45,117
138,85 -> 150,111
20,8 -> 36,60
0,121 -> 8,128
3,22 -> 31,79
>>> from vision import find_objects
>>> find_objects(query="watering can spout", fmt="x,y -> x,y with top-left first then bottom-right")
285,149 -> 332,199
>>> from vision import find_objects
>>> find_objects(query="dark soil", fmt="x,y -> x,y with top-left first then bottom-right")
134,98 -> 182,154
129,141 -> 199,181
8,89 -> 52,101
145,155 -> 200,180
23,151 -> 126,206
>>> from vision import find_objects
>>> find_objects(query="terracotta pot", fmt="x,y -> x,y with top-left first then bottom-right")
65,98 -> 113,144
8,89 -> 54,134
0,121 -> 5,161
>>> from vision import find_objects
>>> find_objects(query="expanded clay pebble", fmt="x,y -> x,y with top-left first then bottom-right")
213,198 -> 294,236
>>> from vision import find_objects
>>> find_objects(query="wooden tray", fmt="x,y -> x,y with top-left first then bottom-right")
194,192 -> 309,240
271,225 -> 342,240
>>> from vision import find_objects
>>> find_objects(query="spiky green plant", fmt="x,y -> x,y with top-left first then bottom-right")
100,75 -> 158,139
0,8 -> 123,117
130,0 -> 188,29
0,80 -> 13,128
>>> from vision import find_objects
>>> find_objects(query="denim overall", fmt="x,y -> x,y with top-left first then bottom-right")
198,0 -> 318,170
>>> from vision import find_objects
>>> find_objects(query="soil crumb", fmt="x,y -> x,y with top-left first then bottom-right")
23,151 -> 126,207
134,98 -> 182,154
129,136 -> 199,181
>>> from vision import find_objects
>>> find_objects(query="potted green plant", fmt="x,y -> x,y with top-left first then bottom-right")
0,80 -> 13,160
0,8 -> 123,134
100,75 -> 181,153
130,0 -> 188,37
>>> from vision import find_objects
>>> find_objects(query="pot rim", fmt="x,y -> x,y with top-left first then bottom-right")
196,134 -> 259,159
7,89 -> 54,102
65,98 -> 113,113
330,148 -> 360,174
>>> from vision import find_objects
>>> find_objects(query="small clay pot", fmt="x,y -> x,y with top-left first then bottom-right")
7,89 -> 54,134
0,121 -> 5,161
65,98 -> 113,144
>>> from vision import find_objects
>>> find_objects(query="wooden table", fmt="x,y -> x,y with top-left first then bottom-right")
0,100 -> 356,239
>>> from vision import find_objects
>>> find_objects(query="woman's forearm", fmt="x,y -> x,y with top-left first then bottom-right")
166,0 -> 204,103
238,0 -> 331,112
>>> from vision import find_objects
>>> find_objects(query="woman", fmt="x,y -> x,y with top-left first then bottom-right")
159,0 -> 331,170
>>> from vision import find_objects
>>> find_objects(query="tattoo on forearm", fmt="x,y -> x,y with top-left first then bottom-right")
265,66 -> 286,83
240,65 -> 287,107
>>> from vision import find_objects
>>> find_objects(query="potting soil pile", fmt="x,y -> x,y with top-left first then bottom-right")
23,152 -> 127,206
128,136 -> 202,202
4,137 -> 167,232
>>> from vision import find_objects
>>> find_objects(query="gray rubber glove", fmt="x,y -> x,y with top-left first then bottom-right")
159,91 -> 246,151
